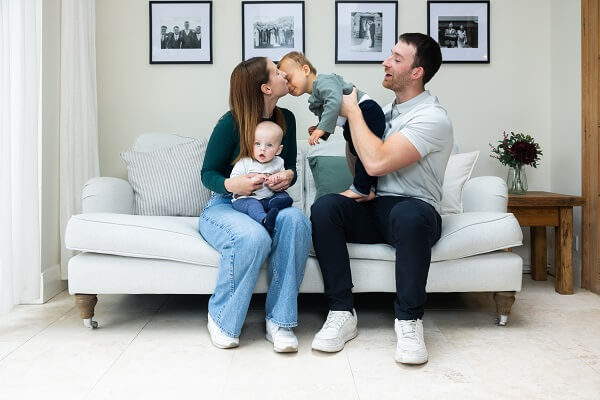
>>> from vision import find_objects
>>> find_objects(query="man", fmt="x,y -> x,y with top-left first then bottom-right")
167,26 -> 182,49
369,20 -> 376,48
310,33 -> 453,365
160,25 -> 169,49
444,22 -> 457,48
192,25 -> 202,48
181,21 -> 195,48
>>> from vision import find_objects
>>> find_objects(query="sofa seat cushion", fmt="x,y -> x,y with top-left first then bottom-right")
314,212 -> 522,263
66,213 -> 220,266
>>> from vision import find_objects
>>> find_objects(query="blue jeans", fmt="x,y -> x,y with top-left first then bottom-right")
199,193 -> 311,337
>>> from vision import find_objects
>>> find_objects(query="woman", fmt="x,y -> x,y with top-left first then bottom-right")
199,57 -> 311,352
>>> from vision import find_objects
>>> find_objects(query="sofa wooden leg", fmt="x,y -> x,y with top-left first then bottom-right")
75,294 -> 98,329
493,291 -> 516,326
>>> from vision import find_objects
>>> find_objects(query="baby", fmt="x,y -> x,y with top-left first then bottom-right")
278,51 -> 385,201
230,120 -> 293,234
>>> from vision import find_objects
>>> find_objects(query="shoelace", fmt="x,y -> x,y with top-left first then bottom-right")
273,326 -> 293,335
398,320 -> 419,340
323,312 -> 350,331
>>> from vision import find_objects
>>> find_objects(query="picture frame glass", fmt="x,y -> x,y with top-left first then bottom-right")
242,2 -> 304,62
336,2 -> 398,63
428,1 -> 489,63
150,2 -> 212,64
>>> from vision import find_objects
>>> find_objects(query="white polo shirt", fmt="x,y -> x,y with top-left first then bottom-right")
376,90 -> 454,213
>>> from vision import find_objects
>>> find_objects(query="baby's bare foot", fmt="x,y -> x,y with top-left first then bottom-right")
339,190 -> 375,202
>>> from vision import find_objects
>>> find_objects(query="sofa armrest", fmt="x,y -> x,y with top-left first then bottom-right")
82,177 -> 134,214
462,176 -> 508,213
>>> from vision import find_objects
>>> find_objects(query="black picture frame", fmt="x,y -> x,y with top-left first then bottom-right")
427,1 -> 490,64
149,1 -> 213,64
335,1 -> 398,64
242,1 -> 305,63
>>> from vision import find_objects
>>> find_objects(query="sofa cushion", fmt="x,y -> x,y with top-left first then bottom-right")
440,151 -> 479,215
121,138 -> 210,216
68,211 -> 521,266
308,156 -> 354,199
66,213 -> 220,266
311,212 -> 522,263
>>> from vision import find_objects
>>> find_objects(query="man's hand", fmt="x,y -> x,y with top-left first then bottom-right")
308,128 -> 327,146
339,87 -> 360,118
265,170 -> 294,192
224,174 -> 265,196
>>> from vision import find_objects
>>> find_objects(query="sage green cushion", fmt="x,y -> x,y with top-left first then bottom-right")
308,156 -> 353,199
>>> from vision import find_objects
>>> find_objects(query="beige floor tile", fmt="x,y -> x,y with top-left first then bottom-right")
1,278 -> 599,399
0,341 -> 22,360
0,291 -> 73,341
0,307 -> 153,398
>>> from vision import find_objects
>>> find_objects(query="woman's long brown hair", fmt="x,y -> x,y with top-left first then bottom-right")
230,57 -> 286,164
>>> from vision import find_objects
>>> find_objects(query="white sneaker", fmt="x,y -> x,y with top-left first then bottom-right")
265,319 -> 298,353
311,309 -> 358,352
394,319 -> 428,364
207,314 -> 239,349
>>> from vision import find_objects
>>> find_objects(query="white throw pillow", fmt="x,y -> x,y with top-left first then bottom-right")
440,151 -> 479,215
121,138 -> 210,216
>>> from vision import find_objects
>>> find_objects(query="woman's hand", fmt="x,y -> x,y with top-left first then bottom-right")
265,169 -> 294,192
224,174 -> 265,196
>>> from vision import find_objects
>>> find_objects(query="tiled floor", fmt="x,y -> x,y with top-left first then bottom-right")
1,277 -> 599,400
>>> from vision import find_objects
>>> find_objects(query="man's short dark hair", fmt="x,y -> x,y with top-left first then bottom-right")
398,33 -> 442,85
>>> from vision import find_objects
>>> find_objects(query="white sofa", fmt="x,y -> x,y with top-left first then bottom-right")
65,133 -> 523,329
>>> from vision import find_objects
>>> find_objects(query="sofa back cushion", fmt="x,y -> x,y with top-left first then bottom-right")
440,151 -> 479,214
121,135 -> 210,216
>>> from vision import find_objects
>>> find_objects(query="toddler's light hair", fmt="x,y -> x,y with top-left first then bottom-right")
278,51 -> 317,75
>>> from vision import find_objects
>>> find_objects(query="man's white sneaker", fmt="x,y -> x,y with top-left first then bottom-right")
311,309 -> 358,352
207,314 -> 239,349
394,318 -> 428,364
265,319 -> 298,353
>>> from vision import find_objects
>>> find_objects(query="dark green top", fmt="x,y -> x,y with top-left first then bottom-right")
201,108 -> 298,194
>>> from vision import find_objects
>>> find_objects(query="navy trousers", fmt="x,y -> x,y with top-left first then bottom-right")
232,191 -> 293,225
310,194 -> 442,320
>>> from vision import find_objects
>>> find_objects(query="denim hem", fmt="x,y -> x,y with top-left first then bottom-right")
209,311 -> 241,338
265,316 -> 298,328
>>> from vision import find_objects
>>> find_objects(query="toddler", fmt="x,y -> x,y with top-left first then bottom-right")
230,120 -> 293,234
278,51 -> 385,201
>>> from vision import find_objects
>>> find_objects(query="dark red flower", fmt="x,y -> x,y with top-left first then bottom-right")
511,141 -> 538,165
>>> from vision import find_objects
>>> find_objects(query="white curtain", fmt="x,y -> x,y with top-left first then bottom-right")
59,0 -> 99,278
0,0 -> 43,313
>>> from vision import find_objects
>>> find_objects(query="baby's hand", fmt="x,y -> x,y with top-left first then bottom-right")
250,174 -> 267,184
308,128 -> 326,146
266,172 -> 283,186
308,125 -> 317,135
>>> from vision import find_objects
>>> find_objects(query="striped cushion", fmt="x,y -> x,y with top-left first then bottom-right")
120,138 -> 210,216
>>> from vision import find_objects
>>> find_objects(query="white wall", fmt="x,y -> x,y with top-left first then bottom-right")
95,0 -> 582,278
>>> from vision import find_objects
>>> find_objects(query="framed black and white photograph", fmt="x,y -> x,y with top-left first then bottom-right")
427,1 -> 490,63
335,1 -> 398,64
149,1 -> 212,64
242,1 -> 305,62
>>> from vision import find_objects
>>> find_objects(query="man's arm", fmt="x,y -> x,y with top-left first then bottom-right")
341,88 -> 421,176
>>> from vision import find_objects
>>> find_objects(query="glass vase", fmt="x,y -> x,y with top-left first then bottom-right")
507,164 -> 528,194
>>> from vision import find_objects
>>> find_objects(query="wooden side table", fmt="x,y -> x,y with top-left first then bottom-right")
508,192 -> 584,294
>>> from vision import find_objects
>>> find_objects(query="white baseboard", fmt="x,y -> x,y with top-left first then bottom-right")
41,264 -> 67,303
